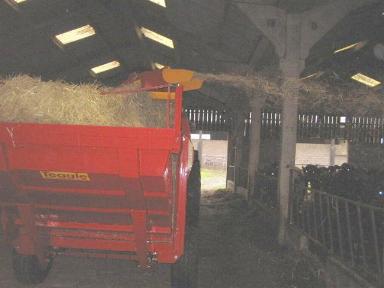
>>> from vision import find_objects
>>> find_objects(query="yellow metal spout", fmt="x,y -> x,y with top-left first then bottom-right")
149,68 -> 203,99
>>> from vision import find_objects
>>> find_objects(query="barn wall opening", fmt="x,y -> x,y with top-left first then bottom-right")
191,131 -> 228,193
295,140 -> 349,168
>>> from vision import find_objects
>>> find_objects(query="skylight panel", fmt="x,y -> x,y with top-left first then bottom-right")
334,41 -> 366,54
140,27 -> 174,49
91,61 -> 121,74
153,62 -> 165,69
6,0 -> 27,6
351,73 -> 381,88
148,0 -> 166,7
55,25 -> 96,45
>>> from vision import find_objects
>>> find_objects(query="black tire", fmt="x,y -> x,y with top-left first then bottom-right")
187,154 -> 201,227
12,250 -> 52,285
171,226 -> 199,288
171,152 -> 200,288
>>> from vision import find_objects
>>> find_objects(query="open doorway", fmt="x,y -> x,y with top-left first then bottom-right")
191,132 -> 228,193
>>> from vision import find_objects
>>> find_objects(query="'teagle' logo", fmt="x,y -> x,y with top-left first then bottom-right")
40,171 -> 90,182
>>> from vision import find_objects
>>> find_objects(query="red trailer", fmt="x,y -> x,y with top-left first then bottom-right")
0,69 -> 202,287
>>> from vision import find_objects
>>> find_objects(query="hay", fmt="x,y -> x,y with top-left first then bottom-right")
197,71 -> 384,116
0,75 -> 169,127
297,80 -> 384,116
196,72 -> 281,95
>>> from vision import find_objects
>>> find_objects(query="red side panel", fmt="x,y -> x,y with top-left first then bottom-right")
0,86 -> 188,265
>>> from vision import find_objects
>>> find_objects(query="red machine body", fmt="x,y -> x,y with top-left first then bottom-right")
0,86 -> 193,267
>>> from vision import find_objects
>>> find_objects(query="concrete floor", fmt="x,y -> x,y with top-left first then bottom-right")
0,192 -> 325,288
0,243 -> 171,288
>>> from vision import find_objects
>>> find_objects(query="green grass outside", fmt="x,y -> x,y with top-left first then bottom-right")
201,167 -> 227,192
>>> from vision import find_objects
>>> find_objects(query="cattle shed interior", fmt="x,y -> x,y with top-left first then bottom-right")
1,0 -> 384,288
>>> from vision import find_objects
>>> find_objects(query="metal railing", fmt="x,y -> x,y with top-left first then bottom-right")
289,169 -> 384,285
227,165 -> 248,192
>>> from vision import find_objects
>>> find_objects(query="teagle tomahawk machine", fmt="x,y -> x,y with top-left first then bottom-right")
0,69 -> 202,288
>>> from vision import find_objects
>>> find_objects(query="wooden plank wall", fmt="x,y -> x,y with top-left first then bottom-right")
184,107 -> 384,144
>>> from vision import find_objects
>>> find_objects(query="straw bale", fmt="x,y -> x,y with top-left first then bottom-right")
0,75 -> 169,127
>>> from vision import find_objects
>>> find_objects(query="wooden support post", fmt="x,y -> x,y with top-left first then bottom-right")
235,112 -> 248,194
248,97 -> 262,201
234,113 -> 243,193
277,12 -> 304,245
226,112 -> 238,191
236,0 -> 375,246
278,80 -> 299,245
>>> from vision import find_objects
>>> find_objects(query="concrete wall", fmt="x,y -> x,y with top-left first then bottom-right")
192,139 -> 228,168
258,139 -> 349,169
295,141 -> 348,168
240,134 -> 384,179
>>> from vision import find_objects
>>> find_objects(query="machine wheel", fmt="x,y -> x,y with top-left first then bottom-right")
12,250 -> 52,285
187,154 -> 201,227
171,226 -> 199,288
171,151 -> 200,288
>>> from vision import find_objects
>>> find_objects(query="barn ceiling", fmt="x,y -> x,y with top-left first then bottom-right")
0,0 -> 383,109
